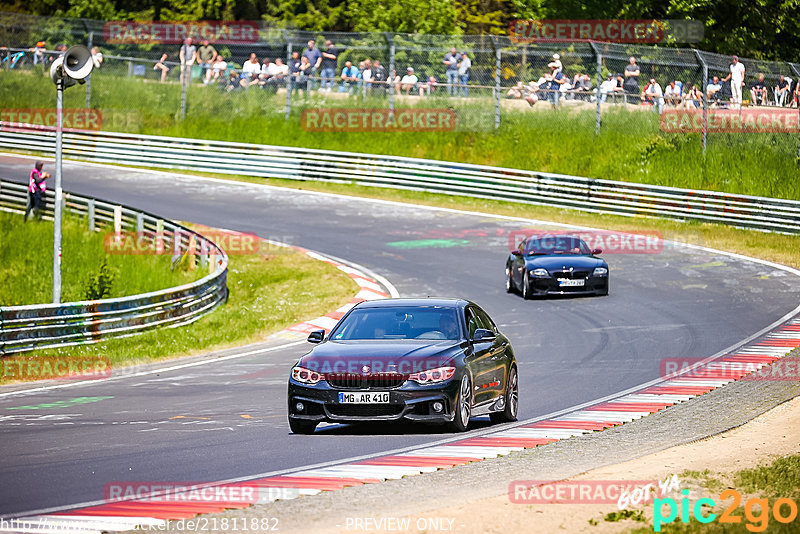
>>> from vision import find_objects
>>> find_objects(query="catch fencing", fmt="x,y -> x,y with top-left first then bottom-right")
2,122 -> 799,234
0,177 -> 229,355
2,12 -> 799,153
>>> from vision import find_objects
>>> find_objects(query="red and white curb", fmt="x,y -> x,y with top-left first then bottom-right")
10,317 -> 799,533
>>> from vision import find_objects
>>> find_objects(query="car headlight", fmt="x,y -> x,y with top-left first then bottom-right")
291,365 -> 324,384
409,366 -> 456,384
531,268 -> 549,277
593,267 -> 608,276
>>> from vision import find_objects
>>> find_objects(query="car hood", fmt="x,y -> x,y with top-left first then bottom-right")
525,255 -> 605,271
298,340 -> 463,375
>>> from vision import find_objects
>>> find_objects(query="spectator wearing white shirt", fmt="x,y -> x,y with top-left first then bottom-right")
241,52 -> 261,86
723,55 -> 745,109
397,67 -> 418,95
205,55 -> 227,84
458,52 -> 471,97
599,74 -> 618,103
664,80 -> 683,107
642,78 -> 664,113
91,47 -> 103,69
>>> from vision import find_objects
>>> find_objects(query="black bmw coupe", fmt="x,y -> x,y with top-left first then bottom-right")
287,298 -> 517,434
506,234 -> 609,298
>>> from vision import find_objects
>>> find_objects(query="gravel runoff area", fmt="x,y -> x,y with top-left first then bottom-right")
133,347 -> 800,534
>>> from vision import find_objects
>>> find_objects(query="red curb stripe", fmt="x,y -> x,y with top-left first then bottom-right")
587,402 -> 672,411
524,421 -> 614,430
640,386 -> 715,395
452,437 -> 557,448
358,456 -> 474,467
720,354 -> 780,362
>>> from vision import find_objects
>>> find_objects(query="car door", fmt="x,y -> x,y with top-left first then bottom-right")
464,306 -> 496,406
473,305 -> 508,401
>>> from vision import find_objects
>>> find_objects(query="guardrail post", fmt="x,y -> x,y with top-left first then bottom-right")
136,212 -> 144,234
173,227 -> 182,266
385,33 -> 395,114
87,198 -> 95,230
284,33 -> 292,120
590,42 -> 602,135
790,63 -> 800,158
113,205 -> 122,235
490,36 -> 501,130
199,238 -> 208,269
694,50 -> 708,155
156,219 -> 165,254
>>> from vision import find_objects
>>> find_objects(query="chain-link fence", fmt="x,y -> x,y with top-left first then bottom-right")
2,11 -> 799,155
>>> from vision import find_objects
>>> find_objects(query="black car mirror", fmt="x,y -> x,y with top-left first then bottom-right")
307,329 -> 325,343
511,250 -> 522,256
472,328 -> 496,342
592,248 -> 603,255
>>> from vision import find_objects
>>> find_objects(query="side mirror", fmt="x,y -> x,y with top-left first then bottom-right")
592,248 -> 603,255
307,330 -> 325,343
472,328 -> 496,343
511,250 -> 522,256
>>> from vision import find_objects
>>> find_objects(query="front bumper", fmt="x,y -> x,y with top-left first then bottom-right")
288,378 -> 460,424
530,275 -> 608,295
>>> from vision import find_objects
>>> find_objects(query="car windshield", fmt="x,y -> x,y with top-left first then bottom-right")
526,236 -> 591,255
330,306 -> 461,341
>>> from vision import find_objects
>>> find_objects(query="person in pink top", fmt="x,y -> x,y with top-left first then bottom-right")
24,161 -> 49,222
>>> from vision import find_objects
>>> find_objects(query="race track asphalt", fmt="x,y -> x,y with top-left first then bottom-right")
2,155 -> 798,516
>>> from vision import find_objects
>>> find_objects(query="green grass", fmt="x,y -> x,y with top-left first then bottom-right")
0,225 -> 357,382
0,211 -> 203,305
3,69 -> 799,200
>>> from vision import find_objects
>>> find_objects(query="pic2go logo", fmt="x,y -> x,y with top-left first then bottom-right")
654,489 -> 798,532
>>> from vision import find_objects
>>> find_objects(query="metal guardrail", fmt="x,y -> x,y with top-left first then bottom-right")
2,122 -> 800,233
0,177 -> 228,355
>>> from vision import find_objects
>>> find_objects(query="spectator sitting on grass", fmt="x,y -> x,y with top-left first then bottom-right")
257,57 -> 273,86
642,78 -> 664,113
372,60 -> 387,93
91,46 -> 103,69
154,53 -> 171,83
268,57 -> 288,87
664,80 -> 683,107
242,52 -> 261,85
506,81 -> 525,99
397,67 -> 418,95
749,73 -> 768,106
775,75 -> 790,107
419,76 -> 439,96
340,60 -> 361,93
706,75 -> 722,106
524,82 -> 539,107
599,73 -> 617,103
225,70 -> 243,92
205,55 -> 227,84
572,74 -> 592,100
684,84 -> 701,109
298,55 -> 313,91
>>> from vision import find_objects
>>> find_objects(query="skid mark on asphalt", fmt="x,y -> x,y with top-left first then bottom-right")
5,396 -> 114,411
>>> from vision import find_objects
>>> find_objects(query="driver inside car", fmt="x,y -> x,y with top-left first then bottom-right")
439,314 -> 459,339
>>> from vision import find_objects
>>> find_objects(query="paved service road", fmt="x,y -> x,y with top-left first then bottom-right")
1,155 -> 798,516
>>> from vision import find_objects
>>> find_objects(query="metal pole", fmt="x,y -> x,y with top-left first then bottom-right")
694,49 -> 708,155
85,31 -> 93,110
284,40 -> 293,120
790,63 -> 800,158
180,45 -> 188,120
386,33 -> 395,114
53,80 -> 64,303
590,42 -> 602,135
490,36 -> 501,129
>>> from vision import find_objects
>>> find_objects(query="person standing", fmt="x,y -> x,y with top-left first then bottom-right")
723,55 -> 745,109
196,39 -> 217,81
443,47 -> 459,96
623,56 -> 640,104
302,40 -> 322,89
320,40 -> 339,91
24,161 -> 49,222
458,51 -> 471,97
179,38 -> 196,85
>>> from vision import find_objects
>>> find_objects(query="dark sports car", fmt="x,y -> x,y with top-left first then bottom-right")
506,235 -> 609,298
287,298 -> 518,434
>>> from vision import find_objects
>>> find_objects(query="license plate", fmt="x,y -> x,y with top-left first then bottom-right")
338,391 -> 390,404
558,279 -> 585,287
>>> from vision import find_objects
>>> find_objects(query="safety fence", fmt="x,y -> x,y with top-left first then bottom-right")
2,122 -> 799,234
2,12 -> 800,153
0,177 -> 229,355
